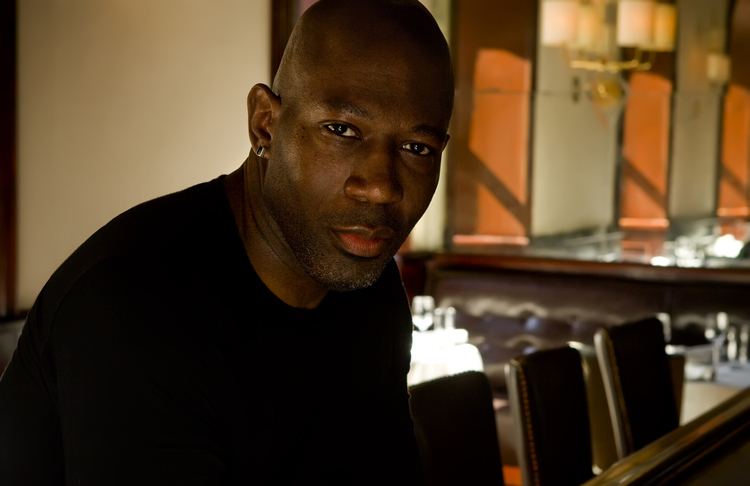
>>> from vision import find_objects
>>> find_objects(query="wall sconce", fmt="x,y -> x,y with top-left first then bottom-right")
706,52 -> 731,85
541,0 -> 677,73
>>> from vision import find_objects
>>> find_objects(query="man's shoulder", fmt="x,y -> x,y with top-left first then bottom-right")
36,177 -> 230,319
89,176 -> 227,255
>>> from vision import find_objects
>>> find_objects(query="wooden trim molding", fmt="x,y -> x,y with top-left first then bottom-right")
0,0 -> 16,317
427,252 -> 750,286
583,388 -> 750,485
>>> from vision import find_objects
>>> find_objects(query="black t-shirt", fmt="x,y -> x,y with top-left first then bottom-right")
0,177 -> 420,485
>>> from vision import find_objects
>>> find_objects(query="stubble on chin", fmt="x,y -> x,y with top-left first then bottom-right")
281,217 -> 406,292
296,244 -> 393,292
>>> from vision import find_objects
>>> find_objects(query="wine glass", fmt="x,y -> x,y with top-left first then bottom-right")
411,295 -> 435,332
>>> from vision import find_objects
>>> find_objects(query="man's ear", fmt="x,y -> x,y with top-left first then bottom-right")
247,83 -> 280,155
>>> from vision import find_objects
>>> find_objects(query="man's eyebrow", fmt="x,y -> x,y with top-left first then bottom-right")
413,124 -> 448,142
320,100 -> 447,141
321,99 -> 371,119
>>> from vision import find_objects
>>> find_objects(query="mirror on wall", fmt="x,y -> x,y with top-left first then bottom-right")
438,0 -> 750,269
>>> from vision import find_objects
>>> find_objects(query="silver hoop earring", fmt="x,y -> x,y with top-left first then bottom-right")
256,146 -> 265,157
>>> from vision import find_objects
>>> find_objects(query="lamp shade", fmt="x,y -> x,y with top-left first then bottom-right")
575,4 -> 599,50
707,53 -> 731,84
617,0 -> 655,47
541,0 -> 578,47
651,4 -> 676,51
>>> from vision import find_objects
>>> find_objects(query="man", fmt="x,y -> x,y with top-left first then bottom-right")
0,0 -> 453,484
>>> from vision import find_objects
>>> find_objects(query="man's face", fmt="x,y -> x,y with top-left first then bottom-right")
261,47 -> 451,291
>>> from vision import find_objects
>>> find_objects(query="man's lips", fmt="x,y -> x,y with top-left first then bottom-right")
331,226 -> 395,258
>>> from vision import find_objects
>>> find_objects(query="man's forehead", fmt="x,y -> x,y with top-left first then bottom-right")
302,48 -> 451,104
309,68 -> 449,109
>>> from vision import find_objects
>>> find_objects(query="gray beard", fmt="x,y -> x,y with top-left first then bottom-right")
288,234 -> 390,292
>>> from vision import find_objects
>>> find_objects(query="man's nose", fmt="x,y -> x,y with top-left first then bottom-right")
343,148 -> 404,205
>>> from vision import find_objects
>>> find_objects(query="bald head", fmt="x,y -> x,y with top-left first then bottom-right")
273,0 -> 453,116
242,0 -> 454,296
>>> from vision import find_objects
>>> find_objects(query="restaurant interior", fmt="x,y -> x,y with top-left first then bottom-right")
2,0 -> 750,484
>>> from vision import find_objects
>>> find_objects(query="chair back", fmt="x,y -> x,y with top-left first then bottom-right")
409,371 -> 504,486
506,346 -> 594,486
595,316 -> 679,459
577,345 -> 619,472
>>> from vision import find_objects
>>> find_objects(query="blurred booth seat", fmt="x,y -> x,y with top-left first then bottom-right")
0,318 -> 24,376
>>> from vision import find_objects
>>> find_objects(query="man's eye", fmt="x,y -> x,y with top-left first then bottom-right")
402,142 -> 432,156
324,123 -> 357,138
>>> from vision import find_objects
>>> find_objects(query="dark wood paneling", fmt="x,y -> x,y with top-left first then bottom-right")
427,252 -> 750,286
730,0 -> 750,88
404,252 -> 750,333
0,0 -> 16,317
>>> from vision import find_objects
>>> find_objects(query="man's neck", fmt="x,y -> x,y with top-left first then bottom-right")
223,160 -> 328,309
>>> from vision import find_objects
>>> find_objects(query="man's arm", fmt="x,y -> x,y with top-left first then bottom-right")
0,302 -> 65,484
2,259 -> 230,485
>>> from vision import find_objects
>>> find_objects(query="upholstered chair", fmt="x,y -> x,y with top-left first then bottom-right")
595,316 -> 680,459
506,346 -> 594,486
409,371 -> 505,486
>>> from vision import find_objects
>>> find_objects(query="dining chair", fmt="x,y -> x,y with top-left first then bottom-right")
409,370 -> 505,486
576,343 -> 619,473
506,346 -> 594,486
595,316 -> 680,459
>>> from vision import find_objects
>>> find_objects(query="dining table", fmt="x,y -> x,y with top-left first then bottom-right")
407,328 -> 484,386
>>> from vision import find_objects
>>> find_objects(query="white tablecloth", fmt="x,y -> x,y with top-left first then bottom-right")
681,381 -> 742,424
715,362 -> 750,388
681,362 -> 749,424
408,329 -> 484,386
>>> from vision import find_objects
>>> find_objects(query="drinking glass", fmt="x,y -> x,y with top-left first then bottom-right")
411,295 -> 435,332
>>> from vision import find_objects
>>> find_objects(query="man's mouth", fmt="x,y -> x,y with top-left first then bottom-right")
331,226 -> 395,258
